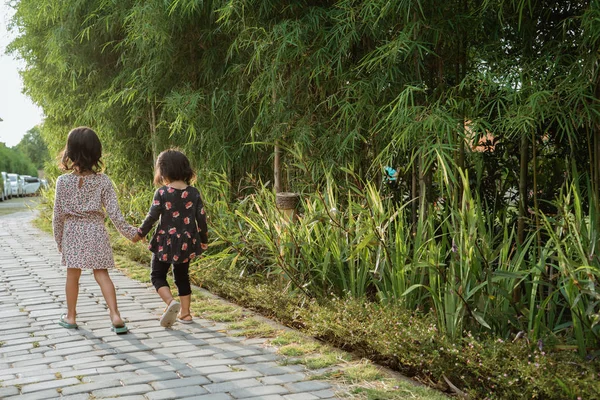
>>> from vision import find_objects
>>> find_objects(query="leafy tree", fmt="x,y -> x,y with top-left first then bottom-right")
16,125 -> 50,170
0,142 -> 37,176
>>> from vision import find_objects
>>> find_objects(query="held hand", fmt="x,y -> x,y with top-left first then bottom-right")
132,233 -> 143,243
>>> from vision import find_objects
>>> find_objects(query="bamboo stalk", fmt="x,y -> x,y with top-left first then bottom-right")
149,103 -> 158,164
411,152 -> 418,233
532,132 -> 541,253
274,141 -> 281,194
518,132 -> 528,245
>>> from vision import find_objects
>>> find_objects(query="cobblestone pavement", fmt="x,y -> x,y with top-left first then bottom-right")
0,211 -> 340,400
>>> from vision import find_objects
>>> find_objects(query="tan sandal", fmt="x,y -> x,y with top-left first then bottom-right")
177,313 -> 193,324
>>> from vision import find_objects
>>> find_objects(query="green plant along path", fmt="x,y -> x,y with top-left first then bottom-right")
16,0 -> 600,399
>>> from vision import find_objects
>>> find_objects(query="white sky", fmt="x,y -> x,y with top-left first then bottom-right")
0,2 -> 44,147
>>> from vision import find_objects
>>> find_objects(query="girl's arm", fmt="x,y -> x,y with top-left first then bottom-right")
195,192 -> 209,250
52,177 -> 66,252
138,189 -> 162,237
101,176 -> 138,240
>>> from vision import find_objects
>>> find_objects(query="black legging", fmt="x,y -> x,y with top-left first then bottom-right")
150,254 -> 191,296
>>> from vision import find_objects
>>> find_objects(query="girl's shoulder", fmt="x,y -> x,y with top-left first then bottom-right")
95,173 -> 112,185
156,186 -> 169,196
182,185 -> 202,200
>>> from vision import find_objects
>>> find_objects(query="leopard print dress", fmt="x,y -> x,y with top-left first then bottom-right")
52,173 -> 137,269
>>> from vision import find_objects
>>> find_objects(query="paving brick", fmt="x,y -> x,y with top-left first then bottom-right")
12,355 -> 65,368
0,373 -> 17,382
84,371 -> 139,382
0,373 -> 60,387
135,365 -> 177,375
59,379 -> 123,395
207,370 -> 263,383
240,354 -> 280,363
60,366 -> 115,378
114,361 -> 166,372
68,359 -> 127,370
243,363 -> 304,376
261,373 -> 307,385
0,343 -> 34,353
60,394 -> 96,400
244,396 -> 286,400
120,371 -> 180,385
151,376 -> 211,390
4,388 -> 63,400
48,356 -> 102,368
203,378 -> 263,393
20,377 -> 81,393
181,394 -> 232,400
285,381 -> 331,393
187,357 -> 241,367
145,386 -> 209,400
230,384 -> 289,398
0,386 -> 20,397
183,365 -> 232,375
284,393 -> 320,400
91,383 -> 153,397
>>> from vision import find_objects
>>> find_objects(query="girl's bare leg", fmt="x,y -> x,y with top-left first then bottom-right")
65,268 -> 81,324
157,286 -> 176,306
178,295 -> 192,320
93,269 -> 124,326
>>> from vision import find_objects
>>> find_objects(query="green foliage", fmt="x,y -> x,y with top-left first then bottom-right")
15,126 -> 50,171
0,142 -> 37,176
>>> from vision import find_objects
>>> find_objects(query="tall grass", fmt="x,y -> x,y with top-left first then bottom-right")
203,170 -> 599,355
539,183 -> 600,355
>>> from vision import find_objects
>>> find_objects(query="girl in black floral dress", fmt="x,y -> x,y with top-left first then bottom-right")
137,149 -> 208,327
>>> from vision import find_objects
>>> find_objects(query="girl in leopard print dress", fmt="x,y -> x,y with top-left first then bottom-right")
53,127 -> 142,333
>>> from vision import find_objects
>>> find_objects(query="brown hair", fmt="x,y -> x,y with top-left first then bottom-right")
153,149 -> 195,186
60,127 -> 103,173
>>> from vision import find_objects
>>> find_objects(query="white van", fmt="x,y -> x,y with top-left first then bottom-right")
7,173 -> 23,197
22,176 -> 41,195
1,172 -> 12,200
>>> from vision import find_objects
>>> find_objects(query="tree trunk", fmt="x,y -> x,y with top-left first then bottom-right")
517,132 -> 529,244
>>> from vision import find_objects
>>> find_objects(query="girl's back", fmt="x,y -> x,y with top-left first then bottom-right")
56,173 -> 112,221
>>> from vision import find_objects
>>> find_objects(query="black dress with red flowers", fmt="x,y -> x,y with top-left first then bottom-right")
138,186 -> 208,264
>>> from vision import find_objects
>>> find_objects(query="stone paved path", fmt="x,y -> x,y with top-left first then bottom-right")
0,211 -> 339,400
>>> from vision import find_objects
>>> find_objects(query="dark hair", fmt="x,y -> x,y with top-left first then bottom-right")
60,127 -> 103,172
154,149 -> 195,186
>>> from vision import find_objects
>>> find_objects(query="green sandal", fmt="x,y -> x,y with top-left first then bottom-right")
58,314 -> 78,329
111,324 -> 129,334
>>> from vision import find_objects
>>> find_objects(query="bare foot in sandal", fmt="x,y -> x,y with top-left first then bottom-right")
160,300 -> 180,327
177,313 -> 193,324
